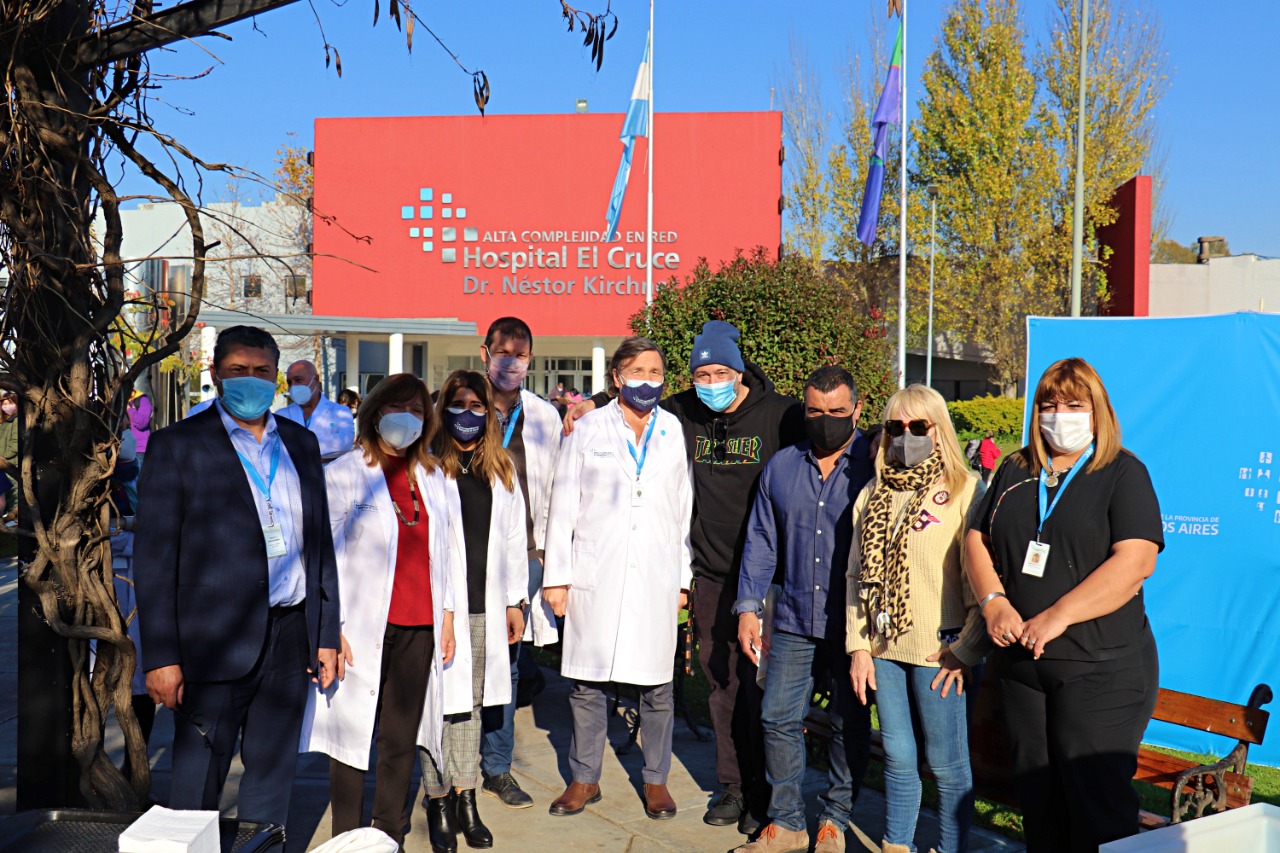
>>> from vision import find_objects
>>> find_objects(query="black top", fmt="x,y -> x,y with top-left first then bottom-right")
591,360 -> 806,583
456,457 -> 494,615
977,449 -> 1164,661
498,404 -> 537,560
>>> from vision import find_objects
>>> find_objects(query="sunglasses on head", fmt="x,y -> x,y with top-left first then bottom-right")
884,419 -> 933,437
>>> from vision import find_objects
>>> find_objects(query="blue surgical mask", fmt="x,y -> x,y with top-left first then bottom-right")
444,407 -> 486,443
695,378 -> 737,412
288,382 -> 313,406
620,379 -> 663,413
219,376 -> 277,420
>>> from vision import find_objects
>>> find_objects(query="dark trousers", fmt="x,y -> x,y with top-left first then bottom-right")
995,634 -> 1159,853
330,624 -> 434,844
694,574 -> 768,810
168,608 -> 310,827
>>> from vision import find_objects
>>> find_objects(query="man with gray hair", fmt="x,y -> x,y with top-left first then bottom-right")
277,358 -> 355,460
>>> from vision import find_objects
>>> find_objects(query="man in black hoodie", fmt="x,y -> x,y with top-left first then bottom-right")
569,320 -> 804,834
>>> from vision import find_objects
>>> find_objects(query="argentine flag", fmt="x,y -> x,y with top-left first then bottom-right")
604,35 -> 650,243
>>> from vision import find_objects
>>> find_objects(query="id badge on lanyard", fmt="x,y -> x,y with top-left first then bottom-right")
1024,444 -> 1094,578
627,414 -> 658,508
237,437 -> 287,558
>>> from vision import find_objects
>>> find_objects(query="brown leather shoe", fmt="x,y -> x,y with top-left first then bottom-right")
548,781 -> 601,816
643,783 -> 677,820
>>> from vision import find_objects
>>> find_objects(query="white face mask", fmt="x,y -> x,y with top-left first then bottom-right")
377,411 -> 423,450
1039,412 -> 1094,454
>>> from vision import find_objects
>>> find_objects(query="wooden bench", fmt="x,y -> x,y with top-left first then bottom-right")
803,672 -> 1272,830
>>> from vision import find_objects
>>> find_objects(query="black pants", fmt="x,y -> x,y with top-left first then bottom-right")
169,608 -> 310,827
330,623 -> 435,845
694,574 -> 768,812
995,634 -> 1159,853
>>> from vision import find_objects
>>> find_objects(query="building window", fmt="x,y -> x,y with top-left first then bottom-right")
242,274 -> 262,299
285,274 -> 308,299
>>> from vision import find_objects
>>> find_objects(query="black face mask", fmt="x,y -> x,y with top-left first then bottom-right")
805,414 -> 855,452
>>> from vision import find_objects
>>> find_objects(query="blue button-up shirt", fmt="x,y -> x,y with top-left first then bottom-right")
216,400 -> 306,606
735,435 -> 874,642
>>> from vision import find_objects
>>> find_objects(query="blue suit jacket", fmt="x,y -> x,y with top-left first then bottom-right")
133,405 -> 341,682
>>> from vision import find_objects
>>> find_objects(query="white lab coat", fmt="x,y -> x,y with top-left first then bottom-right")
440,472 -> 528,714
515,389 -> 563,647
278,395 -> 356,459
543,400 -> 694,686
299,448 -> 455,769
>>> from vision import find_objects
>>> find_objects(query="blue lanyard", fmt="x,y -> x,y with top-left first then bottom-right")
236,435 -> 281,517
1036,443 -> 1094,541
501,399 -> 522,449
626,413 -> 659,478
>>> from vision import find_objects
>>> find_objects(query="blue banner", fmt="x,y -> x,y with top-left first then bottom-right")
1026,313 -> 1280,765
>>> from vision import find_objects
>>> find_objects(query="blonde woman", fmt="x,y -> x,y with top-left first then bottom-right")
848,385 -> 987,853
421,370 -> 528,853
967,358 -> 1161,852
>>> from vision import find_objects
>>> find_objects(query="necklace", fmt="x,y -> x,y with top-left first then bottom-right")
391,464 -> 420,527
459,449 -> 477,475
1044,465 -> 1071,488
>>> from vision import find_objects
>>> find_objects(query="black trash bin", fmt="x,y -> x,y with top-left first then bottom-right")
0,808 -> 285,852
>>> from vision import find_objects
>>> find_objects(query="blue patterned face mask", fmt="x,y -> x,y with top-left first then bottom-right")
219,376 -> 277,420
444,407 -> 486,443
620,379 -> 664,413
695,378 -> 737,412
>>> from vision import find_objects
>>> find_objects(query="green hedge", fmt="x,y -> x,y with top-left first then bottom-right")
947,395 -> 1025,438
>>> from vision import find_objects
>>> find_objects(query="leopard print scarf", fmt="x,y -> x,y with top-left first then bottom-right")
857,450 -> 945,642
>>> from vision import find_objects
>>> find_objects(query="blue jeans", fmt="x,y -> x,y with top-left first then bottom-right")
480,557 -> 544,777
873,658 -> 973,853
761,630 -> 871,833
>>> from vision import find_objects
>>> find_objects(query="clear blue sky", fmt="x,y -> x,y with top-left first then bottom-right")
128,0 -> 1280,257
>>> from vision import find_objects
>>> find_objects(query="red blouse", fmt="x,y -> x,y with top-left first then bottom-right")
384,456 -> 433,626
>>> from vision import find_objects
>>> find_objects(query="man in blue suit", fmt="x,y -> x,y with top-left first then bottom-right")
134,325 -> 340,828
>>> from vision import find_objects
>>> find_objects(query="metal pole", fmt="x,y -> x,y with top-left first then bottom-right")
1069,0 -> 1089,317
644,1 -> 654,310
926,184 -> 938,388
895,0 -> 908,388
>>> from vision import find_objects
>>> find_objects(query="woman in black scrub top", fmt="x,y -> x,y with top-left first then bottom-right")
966,357 -> 1163,853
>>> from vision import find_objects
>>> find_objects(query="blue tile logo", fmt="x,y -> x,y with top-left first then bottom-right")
400,187 -> 479,263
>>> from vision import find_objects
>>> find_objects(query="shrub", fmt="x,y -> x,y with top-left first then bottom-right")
631,248 -> 895,424
947,395 -> 1025,438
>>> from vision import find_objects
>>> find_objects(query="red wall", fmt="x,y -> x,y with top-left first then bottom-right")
312,112 -> 782,336
1098,175 -> 1152,317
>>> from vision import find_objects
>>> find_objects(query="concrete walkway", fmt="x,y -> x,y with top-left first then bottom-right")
0,556 -> 1023,851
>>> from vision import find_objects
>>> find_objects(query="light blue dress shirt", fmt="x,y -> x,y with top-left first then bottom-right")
216,400 -> 306,606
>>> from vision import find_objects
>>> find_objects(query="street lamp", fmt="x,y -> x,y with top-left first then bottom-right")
926,183 -> 939,388
1069,0 -> 1090,317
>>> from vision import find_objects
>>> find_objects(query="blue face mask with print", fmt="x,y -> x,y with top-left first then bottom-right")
620,379 -> 664,413
695,378 -> 737,412
444,407 -> 486,443
219,376 -> 277,420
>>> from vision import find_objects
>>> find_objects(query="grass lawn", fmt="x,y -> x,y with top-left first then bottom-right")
532,646 -> 1279,841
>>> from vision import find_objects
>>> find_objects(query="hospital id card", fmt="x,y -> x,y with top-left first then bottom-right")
631,481 -> 646,507
263,522 -> 287,558
1022,540 -> 1049,577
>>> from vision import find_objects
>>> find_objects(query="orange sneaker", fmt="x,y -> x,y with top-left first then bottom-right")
814,820 -> 846,853
733,821 -> 810,853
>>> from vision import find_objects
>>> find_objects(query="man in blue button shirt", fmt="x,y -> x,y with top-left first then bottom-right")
733,365 -> 874,853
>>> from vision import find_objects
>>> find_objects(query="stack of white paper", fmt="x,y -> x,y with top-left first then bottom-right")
118,806 -> 220,853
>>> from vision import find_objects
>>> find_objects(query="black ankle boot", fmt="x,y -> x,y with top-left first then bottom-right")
427,792 -> 458,853
454,788 -> 494,849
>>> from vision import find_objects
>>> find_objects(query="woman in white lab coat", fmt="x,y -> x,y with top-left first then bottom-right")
299,373 -> 457,846
420,369 -> 529,853
543,337 -> 694,823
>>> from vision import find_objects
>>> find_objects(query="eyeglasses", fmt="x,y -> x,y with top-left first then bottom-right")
712,420 -> 728,462
884,419 -> 933,437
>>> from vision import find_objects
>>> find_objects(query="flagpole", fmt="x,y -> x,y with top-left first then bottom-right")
895,0 -> 908,389
644,0 -> 654,310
